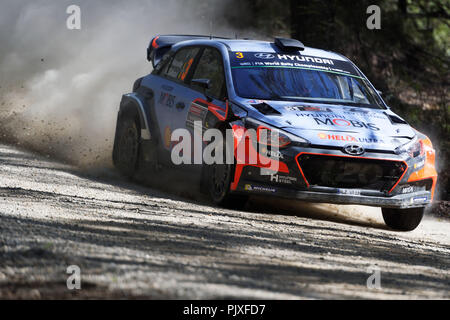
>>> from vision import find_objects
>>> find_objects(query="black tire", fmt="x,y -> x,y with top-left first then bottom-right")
112,115 -> 141,178
205,131 -> 248,210
382,207 -> 425,231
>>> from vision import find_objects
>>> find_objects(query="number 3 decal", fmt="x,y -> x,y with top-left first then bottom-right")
236,52 -> 244,59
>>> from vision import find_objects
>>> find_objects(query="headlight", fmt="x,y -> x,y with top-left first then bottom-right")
396,138 -> 424,158
244,117 -> 309,148
409,140 -> 424,158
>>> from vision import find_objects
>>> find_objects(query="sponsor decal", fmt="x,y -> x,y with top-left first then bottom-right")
338,189 -> 361,196
229,52 -> 361,78
244,184 -> 277,193
186,102 -> 208,128
344,110 -> 387,120
295,112 -> 346,118
189,104 -> 204,116
314,117 -> 380,131
277,54 -> 334,65
254,53 -> 275,59
318,133 -> 356,142
260,147 -> 284,159
413,196 -> 427,203
285,105 -> 331,112
294,111 -> 387,121
342,108 -> 386,119
270,174 -> 297,184
159,91 -> 175,108
401,185 -> 414,194
318,133 -> 385,144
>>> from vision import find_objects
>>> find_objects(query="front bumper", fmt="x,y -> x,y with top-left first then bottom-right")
230,145 -> 436,209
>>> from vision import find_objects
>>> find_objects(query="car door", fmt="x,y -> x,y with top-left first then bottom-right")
153,46 -> 201,151
172,47 -> 228,161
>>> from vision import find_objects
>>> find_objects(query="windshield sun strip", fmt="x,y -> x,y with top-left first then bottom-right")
231,65 -> 365,80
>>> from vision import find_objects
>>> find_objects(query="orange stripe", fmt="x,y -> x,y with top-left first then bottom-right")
180,58 -> 194,81
230,124 -> 289,190
151,36 -> 160,49
406,138 -> 437,200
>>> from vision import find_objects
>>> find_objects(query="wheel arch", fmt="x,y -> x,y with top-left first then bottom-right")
117,93 -> 151,140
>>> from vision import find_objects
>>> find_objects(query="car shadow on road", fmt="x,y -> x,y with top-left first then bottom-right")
246,196 -> 390,230
72,163 -> 391,232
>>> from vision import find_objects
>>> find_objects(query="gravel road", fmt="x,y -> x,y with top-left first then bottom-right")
0,144 -> 449,299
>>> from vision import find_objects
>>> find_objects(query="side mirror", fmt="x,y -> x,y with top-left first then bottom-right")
192,78 -> 213,102
376,90 -> 383,96
192,78 -> 211,90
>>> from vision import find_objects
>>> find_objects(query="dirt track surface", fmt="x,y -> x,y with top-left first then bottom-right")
0,144 -> 449,299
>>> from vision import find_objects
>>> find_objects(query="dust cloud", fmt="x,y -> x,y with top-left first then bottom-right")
0,0 -> 237,168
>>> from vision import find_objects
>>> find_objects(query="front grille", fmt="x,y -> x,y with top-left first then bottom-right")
296,154 -> 407,192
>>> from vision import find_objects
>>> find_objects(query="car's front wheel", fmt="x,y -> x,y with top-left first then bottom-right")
382,207 -> 425,231
205,130 -> 248,210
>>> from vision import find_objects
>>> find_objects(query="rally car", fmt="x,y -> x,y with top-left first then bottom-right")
112,35 -> 437,231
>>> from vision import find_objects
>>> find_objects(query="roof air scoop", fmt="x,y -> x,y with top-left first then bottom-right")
275,37 -> 305,52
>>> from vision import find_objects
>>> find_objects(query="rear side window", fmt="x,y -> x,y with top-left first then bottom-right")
164,47 -> 200,82
191,48 -> 226,100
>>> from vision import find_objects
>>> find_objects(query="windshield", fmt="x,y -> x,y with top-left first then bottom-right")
229,52 -> 385,109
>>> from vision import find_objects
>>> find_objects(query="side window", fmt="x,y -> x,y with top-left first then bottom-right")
191,48 -> 226,100
165,47 -> 200,82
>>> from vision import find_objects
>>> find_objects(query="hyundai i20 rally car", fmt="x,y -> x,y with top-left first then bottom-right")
113,35 -> 437,231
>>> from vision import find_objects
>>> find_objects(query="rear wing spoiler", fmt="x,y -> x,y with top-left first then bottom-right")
147,35 -> 229,67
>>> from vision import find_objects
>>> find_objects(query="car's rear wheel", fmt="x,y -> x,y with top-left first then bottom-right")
382,207 -> 425,231
206,131 -> 248,210
113,115 -> 140,178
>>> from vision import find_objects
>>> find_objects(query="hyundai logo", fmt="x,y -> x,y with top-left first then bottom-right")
343,144 -> 365,156
254,53 -> 275,59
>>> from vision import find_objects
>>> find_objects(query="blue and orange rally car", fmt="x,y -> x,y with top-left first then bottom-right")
112,35 -> 437,231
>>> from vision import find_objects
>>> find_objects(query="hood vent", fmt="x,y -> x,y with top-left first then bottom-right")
252,102 -> 281,116
385,113 -> 408,125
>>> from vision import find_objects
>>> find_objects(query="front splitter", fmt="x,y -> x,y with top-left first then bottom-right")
234,181 -> 432,209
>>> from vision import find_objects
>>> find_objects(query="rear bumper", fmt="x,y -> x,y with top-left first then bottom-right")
234,180 -> 432,209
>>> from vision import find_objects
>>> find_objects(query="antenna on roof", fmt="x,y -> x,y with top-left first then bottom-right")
235,33 -> 238,39
209,20 -> 213,39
